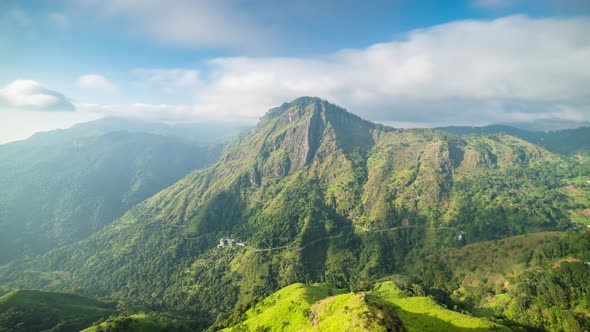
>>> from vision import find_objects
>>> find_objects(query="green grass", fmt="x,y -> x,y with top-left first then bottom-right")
368,281 -> 510,332
310,292 -> 402,332
0,289 -> 114,332
223,282 -> 510,332
222,283 -> 346,331
82,314 -> 171,332
560,176 -> 590,225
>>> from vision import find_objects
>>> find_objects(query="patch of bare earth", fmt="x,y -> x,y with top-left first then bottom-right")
550,257 -> 581,268
562,185 -> 580,194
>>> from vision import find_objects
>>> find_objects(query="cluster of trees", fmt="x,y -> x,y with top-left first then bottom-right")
416,231 -> 590,331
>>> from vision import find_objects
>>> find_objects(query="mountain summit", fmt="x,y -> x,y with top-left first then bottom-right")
234,97 -> 376,179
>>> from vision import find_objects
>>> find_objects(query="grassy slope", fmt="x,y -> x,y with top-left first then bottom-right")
368,281 -> 510,332
221,283 -> 338,331
223,282 -> 509,332
81,314 -> 168,332
0,289 -> 114,331
560,176 -> 590,225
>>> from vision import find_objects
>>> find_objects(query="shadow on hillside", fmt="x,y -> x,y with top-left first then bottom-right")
374,298 -> 528,332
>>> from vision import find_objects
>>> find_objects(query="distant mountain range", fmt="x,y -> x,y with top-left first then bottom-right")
436,124 -> 590,155
0,119 -> 245,264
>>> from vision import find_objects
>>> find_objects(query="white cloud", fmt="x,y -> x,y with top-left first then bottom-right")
71,16 -> 590,127
0,80 -> 75,112
134,68 -> 201,93
76,0 -> 271,49
78,74 -> 118,92
75,103 -> 214,123
180,15 -> 590,126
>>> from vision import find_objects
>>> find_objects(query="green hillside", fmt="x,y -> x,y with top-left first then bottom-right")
1,97 -> 588,329
81,313 -> 192,332
416,230 -> 590,331
0,130 -> 223,263
0,289 -> 114,332
220,281 -> 508,332
437,125 -> 590,156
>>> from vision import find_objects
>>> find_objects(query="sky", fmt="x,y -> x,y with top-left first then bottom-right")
1,0 -> 590,143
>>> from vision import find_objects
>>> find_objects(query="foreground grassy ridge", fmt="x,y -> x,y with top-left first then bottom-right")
310,292 -> 404,331
224,282 -> 509,332
0,289 -> 114,332
368,281 -> 510,332
222,283 -> 347,331
81,313 -> 180,332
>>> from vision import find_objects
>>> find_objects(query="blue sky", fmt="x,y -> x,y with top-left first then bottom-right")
1,0 -> 589,142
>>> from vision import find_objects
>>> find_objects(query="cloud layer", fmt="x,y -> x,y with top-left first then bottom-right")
78,74 -> 118,92
176,15 -> 589,126
8,15 -> 590,128
0,80 -> 75,112
79,0 -> 271,49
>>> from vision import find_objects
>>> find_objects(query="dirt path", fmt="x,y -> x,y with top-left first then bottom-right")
246,224 -> 431,253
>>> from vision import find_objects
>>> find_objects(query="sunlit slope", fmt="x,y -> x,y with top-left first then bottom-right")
0,289 -> 114,332
81,313 -> 192,332
222,281 -> 509,332
368,281 -> 510,332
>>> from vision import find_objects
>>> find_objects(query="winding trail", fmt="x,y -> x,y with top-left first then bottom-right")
244,224 -> 450,253
176,221 -> 459,252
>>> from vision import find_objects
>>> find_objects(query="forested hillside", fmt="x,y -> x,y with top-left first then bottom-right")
416,231 -> 590,331
0,289 -> 114,332
0,128 -> 224,263
438,125 -> 590,156
1,98 -> 589,331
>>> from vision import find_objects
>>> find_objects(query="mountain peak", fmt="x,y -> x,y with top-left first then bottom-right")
240,98 -> 377,178
261,96 -> 330,122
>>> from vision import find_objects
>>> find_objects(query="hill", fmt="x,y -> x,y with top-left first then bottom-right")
1,97 -> 587,328
416,230 -> 590,331
219,281 -> 508,332
437,125 -> 590,155
19,117 -> 247,146
81,313 -> 193,332
0,289 -> 114,332
0,130 -> 223,263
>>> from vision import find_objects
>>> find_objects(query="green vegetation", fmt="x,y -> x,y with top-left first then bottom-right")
0,129 -> 223,263
0,289 -> 114,332
416,231 -> 590,331
438,125 -> 590,156
1,98 -> 589,330
81,313 -> 192,332
221,281 -> 508,331
218,283 -> 346,331
368,281 -> 509,332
